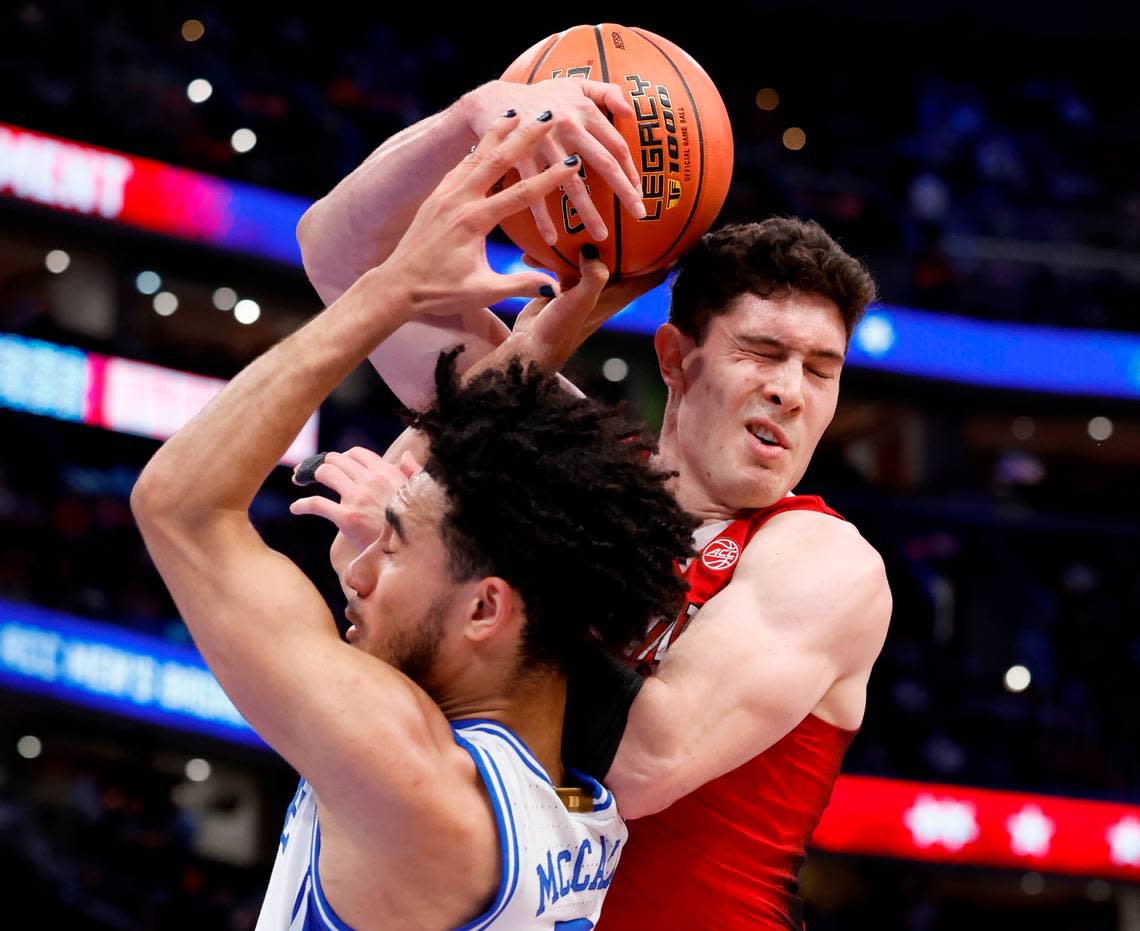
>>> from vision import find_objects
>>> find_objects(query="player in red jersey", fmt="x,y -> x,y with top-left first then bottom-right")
297,79 -> 891,929
585,220 -> 890,929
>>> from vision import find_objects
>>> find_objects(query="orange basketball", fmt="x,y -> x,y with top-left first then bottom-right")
499,24 -> 734,276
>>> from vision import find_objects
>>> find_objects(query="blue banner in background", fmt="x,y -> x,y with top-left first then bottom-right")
201,167 -> 1140,400
846,306 -> 1140,400
489,253 -> 1140,401
0,600 -> 265,748
6,121 -> 1137,401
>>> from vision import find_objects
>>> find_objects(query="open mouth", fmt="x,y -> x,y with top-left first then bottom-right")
747,424 -> 785,448
345,605 -> 363,642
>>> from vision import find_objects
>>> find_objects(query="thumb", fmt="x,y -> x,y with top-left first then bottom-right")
398,451 -> 423,479
579,79 -> 635,120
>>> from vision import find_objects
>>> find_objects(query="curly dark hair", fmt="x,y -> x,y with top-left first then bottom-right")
406,351 -> 698,672
669,217 -> 877,343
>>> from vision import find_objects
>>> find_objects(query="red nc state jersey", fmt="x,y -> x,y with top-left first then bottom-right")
599,495 -> 857,931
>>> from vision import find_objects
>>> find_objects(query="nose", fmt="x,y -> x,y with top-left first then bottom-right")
765,359 -> 805,412
344,541 -> 379,598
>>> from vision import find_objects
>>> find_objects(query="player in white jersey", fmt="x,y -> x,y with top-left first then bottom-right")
258,721 -> 626,931
131,113 -> 695,930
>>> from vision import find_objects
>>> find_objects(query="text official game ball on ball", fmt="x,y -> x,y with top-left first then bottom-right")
499,23 -> 733,276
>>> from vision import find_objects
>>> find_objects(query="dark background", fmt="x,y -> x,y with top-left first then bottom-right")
2,3 -> 1138,928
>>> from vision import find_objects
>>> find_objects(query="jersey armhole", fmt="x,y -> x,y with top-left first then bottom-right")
308,817 -> 354,931
452,733 -> 521,931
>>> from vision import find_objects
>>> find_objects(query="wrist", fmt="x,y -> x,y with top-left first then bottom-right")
344,263 -> 421,335
453,82 -> 496,143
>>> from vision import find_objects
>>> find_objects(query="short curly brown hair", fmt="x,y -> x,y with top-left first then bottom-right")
405,350 -> 698,672
669,218 -> 877,343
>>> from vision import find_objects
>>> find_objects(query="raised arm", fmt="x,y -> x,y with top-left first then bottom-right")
289,259 -> 668,584
131,113 -> 577,820
606,510 -> 892,819
297,78 -> 642,302
297,77 -> 645,409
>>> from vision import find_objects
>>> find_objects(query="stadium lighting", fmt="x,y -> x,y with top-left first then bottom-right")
135,270 -> 161,295
181,19 -> 205,42
187,78 -> 213,104
233,298 -> 260,324
1011,416 -> 1035,440
153,292 -> 178,316
231,128 -> 257,154
45,249 -> 70,274
212,286 -> 238,311
602,358 -> 629,382
782,127 -> 806,151
1088,416 -> 1113,441
1004,665 -> 1031,693
16,735 -> 42,759
755,88 -> 779,111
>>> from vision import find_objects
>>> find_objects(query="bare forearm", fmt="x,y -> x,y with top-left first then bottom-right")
298,99 -> 477,305
134,267 -> 410,521
365,306 -> 510,409
606,677 -> 686,817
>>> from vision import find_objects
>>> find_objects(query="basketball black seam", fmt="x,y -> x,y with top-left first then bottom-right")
592,24 -> 610,83
592,25 -> 622,277
629,28 -> 709,274
531,31 -> 578,273
526,35 -> 561,84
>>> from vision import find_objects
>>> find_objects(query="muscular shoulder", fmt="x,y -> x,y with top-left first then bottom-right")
733,508 -> 891,675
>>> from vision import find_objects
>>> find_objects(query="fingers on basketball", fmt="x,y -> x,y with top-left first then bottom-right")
462,112 -> 556,195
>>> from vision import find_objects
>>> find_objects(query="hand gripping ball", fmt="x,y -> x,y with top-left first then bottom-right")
499,23 -> 734,276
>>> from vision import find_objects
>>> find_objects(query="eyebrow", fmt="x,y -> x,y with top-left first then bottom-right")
384,506 -> 407,544
739,334 -> 845,364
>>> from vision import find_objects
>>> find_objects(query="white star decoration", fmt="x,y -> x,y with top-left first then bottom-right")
1107,816 -> 1140,867
904,794 -> 980,852
1007,805 -> 1055,856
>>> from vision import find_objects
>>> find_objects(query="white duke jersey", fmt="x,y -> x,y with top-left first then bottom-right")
256,719 -> 627,931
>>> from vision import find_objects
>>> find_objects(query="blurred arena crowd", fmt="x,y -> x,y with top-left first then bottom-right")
1,3 -> 1138,928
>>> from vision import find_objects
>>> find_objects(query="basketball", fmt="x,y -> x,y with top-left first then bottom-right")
499,24 -> 734,276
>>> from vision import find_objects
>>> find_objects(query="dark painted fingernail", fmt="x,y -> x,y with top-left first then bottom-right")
536,110 -> 553,122
581,244 -> 600,260
503,108 -> 517,118
563,154 -> 580,166
538,284 -> 556,298
293,452 -> 328,486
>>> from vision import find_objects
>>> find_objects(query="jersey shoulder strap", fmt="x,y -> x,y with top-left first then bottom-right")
631,495 -> 845,669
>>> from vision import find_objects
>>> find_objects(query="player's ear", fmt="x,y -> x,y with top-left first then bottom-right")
464,577 -> 516,643
655,323 -> 695,393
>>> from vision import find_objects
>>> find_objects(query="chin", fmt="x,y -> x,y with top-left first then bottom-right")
733,472 -> 788,510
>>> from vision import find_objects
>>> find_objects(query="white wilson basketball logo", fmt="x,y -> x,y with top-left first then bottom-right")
701,538 -> 739,571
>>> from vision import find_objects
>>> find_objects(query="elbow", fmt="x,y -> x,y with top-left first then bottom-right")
130,462 -> 162,523
130,464 -> 178,536
607,730 -> 689,819
608,754 -> 685,820
130,456 -> 202,536
296,197 -> 325,253
296,199 -> 347,306
296,200 -> 327,276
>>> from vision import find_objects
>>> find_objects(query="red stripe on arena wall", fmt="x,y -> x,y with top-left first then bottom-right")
813,774 -> 1140,880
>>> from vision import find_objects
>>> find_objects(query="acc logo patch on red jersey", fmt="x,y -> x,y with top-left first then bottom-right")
701,537 -> 740,571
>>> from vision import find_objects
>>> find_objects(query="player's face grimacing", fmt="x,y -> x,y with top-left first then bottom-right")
341,473 -> 461,688
673,291 -> 846,511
